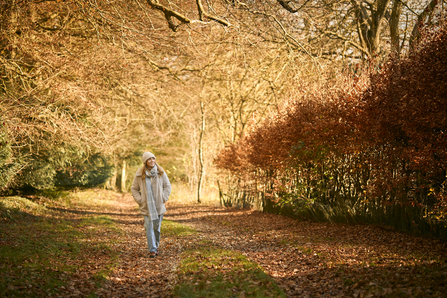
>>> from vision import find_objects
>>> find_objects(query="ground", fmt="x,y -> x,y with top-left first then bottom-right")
1,190 -> 446,297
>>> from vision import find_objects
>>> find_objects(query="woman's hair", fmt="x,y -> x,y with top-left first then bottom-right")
142,162 -> 164,178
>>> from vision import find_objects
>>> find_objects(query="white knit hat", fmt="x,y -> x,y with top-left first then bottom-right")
142,152 -> 156,164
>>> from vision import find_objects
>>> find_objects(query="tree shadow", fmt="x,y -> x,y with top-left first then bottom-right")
163,204 -> 447,297
272,258 -> 447,297
47,206 -> 131,217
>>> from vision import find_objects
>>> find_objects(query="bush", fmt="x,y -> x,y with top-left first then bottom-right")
216,18 -> 447,238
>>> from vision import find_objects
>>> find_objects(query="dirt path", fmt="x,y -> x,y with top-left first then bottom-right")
91,194 -> 180,298
92,193 -> 446,297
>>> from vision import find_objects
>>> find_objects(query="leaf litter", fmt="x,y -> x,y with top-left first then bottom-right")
3,190 -> 446,297
165,203 -> 447,297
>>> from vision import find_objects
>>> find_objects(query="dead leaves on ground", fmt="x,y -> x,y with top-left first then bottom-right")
2,192 -> 446,297
165,203 -> 447,297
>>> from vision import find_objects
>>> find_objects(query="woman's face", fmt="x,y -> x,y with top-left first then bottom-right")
146,157 -> 156,168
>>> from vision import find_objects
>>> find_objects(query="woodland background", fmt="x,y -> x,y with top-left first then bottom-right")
1,0 -> 446,238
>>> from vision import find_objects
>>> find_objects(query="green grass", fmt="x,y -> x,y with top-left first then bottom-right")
163,220 -> 286,297
0,196 -> 47,220
0,221 -> 80,296
80,215 -> 119,232
174,246 -> 287,298
163,219 -> 197,237
0,192 -> 122,297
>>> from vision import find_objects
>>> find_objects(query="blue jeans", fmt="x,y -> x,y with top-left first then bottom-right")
143,214 -> 163,253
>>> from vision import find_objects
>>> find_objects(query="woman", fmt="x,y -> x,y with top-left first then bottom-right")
131,152 -> 171,258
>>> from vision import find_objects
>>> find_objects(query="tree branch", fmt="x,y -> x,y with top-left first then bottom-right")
196,0 -> 230,26
276,0 -> 312,13
145,0 -> 229,32
323,31 -> 369,55
145,0 -> 192,31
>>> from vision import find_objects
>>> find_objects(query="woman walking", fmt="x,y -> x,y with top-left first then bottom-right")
131,152 -> 171,258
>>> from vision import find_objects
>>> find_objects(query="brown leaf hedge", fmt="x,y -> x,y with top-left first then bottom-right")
216,18 -> 447,238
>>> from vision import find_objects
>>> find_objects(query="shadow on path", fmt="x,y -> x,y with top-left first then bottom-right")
163,202 -> 447,298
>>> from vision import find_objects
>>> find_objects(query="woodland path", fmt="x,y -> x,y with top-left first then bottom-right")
63,192 -> 446,298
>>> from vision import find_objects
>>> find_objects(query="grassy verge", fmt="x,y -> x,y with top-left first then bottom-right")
163,220 -> 197,237
0,190 -> 122,297
173,241 -> 286,297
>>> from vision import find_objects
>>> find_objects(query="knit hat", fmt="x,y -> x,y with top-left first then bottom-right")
142,152 -> 156,164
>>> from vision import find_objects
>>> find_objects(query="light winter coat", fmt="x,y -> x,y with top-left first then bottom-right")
131,166 -> 171,216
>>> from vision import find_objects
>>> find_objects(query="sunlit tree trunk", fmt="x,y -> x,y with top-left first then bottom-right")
390,0 -> 402,55
121,160 -> 126,193
106,167 -> 117,190
197,100 -> 205,203
352,0 -> 391,56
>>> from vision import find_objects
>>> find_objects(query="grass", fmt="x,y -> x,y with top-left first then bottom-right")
162,219 -> 286,297
163,219 -> 197,237
0,190 -> 122,297
174,245 -> 287,298
0,196 -> 47,220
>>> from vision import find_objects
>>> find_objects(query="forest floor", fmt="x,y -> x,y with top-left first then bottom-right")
1,189 -> 447,297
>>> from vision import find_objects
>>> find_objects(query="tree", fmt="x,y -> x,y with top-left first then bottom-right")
215,17 -> 447,234
3,0 -> 441,196
0,118 -> 19,189
236,0 -> 445,60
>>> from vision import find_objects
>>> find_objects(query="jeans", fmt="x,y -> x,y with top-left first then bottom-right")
143,214 -> 163,253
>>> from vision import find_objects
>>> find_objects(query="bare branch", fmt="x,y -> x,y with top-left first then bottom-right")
277,0 -> 312,13
145,0 -> 229,32
196,0 -> 230,26
145,0 -> 192,31
323,31 -> 369,55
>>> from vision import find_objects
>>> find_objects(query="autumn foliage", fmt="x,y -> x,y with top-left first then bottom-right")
216,19 -> 447,237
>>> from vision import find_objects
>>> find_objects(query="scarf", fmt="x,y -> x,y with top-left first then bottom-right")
148,165 -> 158,178
145,165 -> 159,221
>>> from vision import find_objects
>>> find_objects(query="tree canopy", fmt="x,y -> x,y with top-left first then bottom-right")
1,1 -> 446,236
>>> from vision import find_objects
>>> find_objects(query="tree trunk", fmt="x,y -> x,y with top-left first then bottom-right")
217,180 -> 223,207
197,100 -> 205,204
352,0 -> 391,56
410,0 -> 438,48
390,0 -> 403,54
121,160 -> 126,192
371,0 -> 392,53
106,168 -> 117,190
